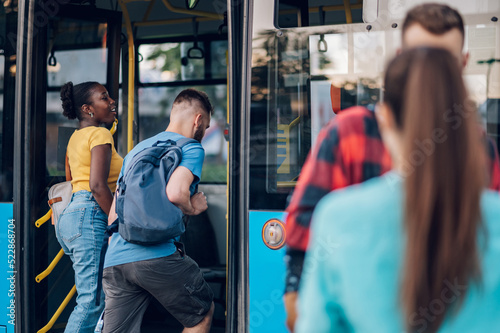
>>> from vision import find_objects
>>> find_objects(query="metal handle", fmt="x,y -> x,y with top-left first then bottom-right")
48,50 -> 57,66
318,35 -> 328,53
187,43 -> 205,59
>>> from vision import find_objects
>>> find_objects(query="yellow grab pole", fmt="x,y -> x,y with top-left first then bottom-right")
35,249 -> 65,283
37,285 -> 77,333
119,0 -> 136,153
343,0 -> 353,24
35,209 -> 52,228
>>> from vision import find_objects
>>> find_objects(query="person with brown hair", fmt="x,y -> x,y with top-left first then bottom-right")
283,3 -> 500,330
295,47 -> 500,333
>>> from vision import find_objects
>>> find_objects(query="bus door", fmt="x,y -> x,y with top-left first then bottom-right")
0,6 -> 18,332
240,1 -> 387,331
238,0 -> 500,332
14,3 -> 121,332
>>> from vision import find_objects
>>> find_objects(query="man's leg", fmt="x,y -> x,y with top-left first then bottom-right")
134,251 -> 214,331
182,302 -> 214,333
102,264 -> 152,333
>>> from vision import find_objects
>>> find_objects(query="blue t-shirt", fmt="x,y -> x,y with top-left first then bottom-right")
104,131 -> 204,268
296,171 -> 500,333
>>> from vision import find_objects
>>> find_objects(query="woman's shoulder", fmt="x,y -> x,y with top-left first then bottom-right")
313,172 -> 402,233
73,126 -> 112,139
317,172 -> 400,209
90,126 -> 113,137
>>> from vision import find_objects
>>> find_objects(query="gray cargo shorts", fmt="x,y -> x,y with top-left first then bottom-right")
101,250 -> 214,332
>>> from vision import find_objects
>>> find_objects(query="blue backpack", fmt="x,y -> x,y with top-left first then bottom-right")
96,137 -> 198,306
113,137 -> 198,245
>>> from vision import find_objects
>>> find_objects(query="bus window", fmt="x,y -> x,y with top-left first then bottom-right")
46,47 -> 109,177
388,0 -> 500,19
45,16 -> 112,177
138,40 -> 228,183
277,0 -> 365,28
250,7 -> 395,210
463,24 -> 500,148
47,48 -> 108,86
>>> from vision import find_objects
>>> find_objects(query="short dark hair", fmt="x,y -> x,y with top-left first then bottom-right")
173,88 -> 214,115
403,3 -> 464,43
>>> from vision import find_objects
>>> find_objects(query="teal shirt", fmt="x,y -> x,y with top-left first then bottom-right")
104,131 -> 204,269
296,172 -> 500,333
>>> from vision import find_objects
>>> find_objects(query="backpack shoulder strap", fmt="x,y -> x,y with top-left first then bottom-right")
176,137 -> 199,148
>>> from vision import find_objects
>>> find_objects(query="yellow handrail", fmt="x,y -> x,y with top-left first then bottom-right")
37,285 -> 77,333
142,0 -> 156,21
289,116 -> 301,128
134,16 -> 215,28
35,209 -> 52,228
343,0 -> 353,24
119,0 -> 136,153
36,249 -> 65,283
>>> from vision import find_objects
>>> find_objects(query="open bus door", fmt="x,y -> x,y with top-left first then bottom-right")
236,0 -> 500,332
13,3 -> 121,332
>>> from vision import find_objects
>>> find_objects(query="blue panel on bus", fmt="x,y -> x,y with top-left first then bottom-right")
249,211 -> 287,333
0,203 -> 15,333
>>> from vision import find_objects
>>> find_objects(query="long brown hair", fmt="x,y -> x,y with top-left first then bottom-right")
383,48 -> 486,332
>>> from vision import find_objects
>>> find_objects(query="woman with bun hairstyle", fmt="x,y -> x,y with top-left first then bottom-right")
296,48 -> 500,332
56,81 -> 123,332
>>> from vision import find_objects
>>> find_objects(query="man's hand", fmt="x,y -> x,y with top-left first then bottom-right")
190,192 -> 208,215
284,291 -> 298,332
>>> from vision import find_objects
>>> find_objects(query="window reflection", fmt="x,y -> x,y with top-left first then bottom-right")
46,92 -> 78,177
139,41 -> 228,82
47,49 -> 107,86
277,0 -> 364,28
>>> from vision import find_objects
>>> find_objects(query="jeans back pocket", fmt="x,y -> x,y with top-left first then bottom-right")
58,207 -> 85,242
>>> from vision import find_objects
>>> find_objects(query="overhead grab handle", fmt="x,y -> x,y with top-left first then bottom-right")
218,11 -> 227,35
187,17 -> 205,59
318,35 -> 328,53
188,45 -> 204,59
318,6 -> 328,53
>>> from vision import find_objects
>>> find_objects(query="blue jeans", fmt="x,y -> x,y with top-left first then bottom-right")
55,190 -> 107,333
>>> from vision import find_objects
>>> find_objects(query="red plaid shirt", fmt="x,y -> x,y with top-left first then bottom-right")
285,106 -> 392,252
285,106 -> 500,252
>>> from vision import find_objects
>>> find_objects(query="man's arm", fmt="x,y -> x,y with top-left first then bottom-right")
108,194 -> 117,226
166,165 -> 207,215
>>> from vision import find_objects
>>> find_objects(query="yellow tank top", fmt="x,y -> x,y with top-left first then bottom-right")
67,126 -> 123,193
